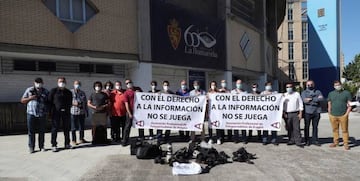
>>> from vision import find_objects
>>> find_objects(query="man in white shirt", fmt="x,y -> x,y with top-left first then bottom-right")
283,82 -> 304,148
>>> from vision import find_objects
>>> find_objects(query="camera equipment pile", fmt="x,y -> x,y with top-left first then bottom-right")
130,138 -> 257,174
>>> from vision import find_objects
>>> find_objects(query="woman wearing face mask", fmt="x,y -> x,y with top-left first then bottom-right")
88,81 -> 110,145
103,81 -> 113,97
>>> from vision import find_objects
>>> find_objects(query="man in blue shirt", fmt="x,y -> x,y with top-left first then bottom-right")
21,77 -> 49,153
301,80 -> 324,146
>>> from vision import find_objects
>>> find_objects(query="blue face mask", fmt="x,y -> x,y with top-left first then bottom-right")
236,84 -> 242,89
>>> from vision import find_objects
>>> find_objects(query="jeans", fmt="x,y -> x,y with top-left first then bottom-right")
122,115 -> 132,143
27,114 -> 46,149
262,131 -> 278,143
51,110 -> 71,147
329,114 -> 349,146
71,114 -> 85,142
304,113 -> 320,143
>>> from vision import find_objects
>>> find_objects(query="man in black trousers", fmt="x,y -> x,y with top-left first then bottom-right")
49,77 -> 73,152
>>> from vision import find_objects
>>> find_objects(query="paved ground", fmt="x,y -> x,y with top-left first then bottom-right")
0,112 -> 359,181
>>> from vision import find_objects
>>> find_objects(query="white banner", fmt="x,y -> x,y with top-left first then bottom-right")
133,92 -> 207,131
209,93 -> 284,131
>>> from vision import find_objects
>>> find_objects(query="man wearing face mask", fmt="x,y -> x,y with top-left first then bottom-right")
327,80 -> 352,150
148,81 -> 160,138
48,77 -> 73,152
122,79 -> 143,146
88,81 -> 109,144
248,83 -> 262,142
156,81 -> 174,143
21,77 -> 49,153
301,80 -> 324,146
189,80 -> 206,143
109,81 -> 126,143
70,80 -> 89,147
176,80 -> 190,141
231,79 -> 248,143
283,82 -> 304,148
218,79 -> 233,143
261,81 -> 279,145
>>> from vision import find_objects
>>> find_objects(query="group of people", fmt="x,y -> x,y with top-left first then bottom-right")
21,77 -> 353,154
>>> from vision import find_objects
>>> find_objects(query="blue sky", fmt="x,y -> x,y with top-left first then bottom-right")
341,0 -> 360,65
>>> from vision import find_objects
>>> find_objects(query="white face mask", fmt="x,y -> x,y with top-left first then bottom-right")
252,88 -> 257,92
194,85 -> 200,90
286,88 -> 293,93
74,84 -> 80,89
163,86 -> 169,91
105,86 -> 111,90
115,85 -> 121,90
211,85 -> 216,90
126,83 -> 132,89
181,85 -> 187,90
221,83 -> 226,88
58,82 -> 65,88
334,85 -> 342,91
236,84 -> 242,89
151,85 -> 156,90
265,85 -> 272,91
35,83 -> 43,89
95,86 -> 101,91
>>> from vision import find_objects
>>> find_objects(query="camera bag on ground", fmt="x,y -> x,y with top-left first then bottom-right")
136,141 -> 162,159
130,138 -> 143,155
232,147 -> 257,164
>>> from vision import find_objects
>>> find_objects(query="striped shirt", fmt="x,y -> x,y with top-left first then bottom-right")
70,89 -> 88,115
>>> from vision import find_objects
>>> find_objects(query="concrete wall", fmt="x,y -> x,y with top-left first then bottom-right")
0,0 -> 138,54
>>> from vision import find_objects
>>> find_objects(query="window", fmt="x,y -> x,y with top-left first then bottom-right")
288,42 -> 294,60
318,8 -> 325,17
43,0 -> 98,32
288,22 -> 294,40
301,1 -> 307,21
302,42 -> 308,60
239,32 -> 252,59
302,61 -> 308,80
287,2 -> 293,21
79,64 -> 94,73
14,60 -> 36,71
96,64 -> 113,74
302,22 -> 308,40
39,61 -> 56,71
289,62 -> 295,81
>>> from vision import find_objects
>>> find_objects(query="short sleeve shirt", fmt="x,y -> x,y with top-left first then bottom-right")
328,90 -> 352,116
22,87 -> 49,117
110,90 -> 127,116
89,92 -> 108,113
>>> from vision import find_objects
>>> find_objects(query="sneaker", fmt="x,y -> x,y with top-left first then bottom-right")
71,141 -> 77,147
329,143 -> 338,148
52,146 -> 58,152
216,139 -> 221,145
79,139 -> 89,144
29,148 -> 35,154
208,139 -> 214,145
40,148 -> 46,152
344,145 -> 350,150
65,144 -> 72,149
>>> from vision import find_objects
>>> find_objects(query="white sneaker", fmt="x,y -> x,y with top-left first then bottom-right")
52,146 -> 58,152
208,139 -> 214,145
217,139 -> 222,145
40,148 -> 46,152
